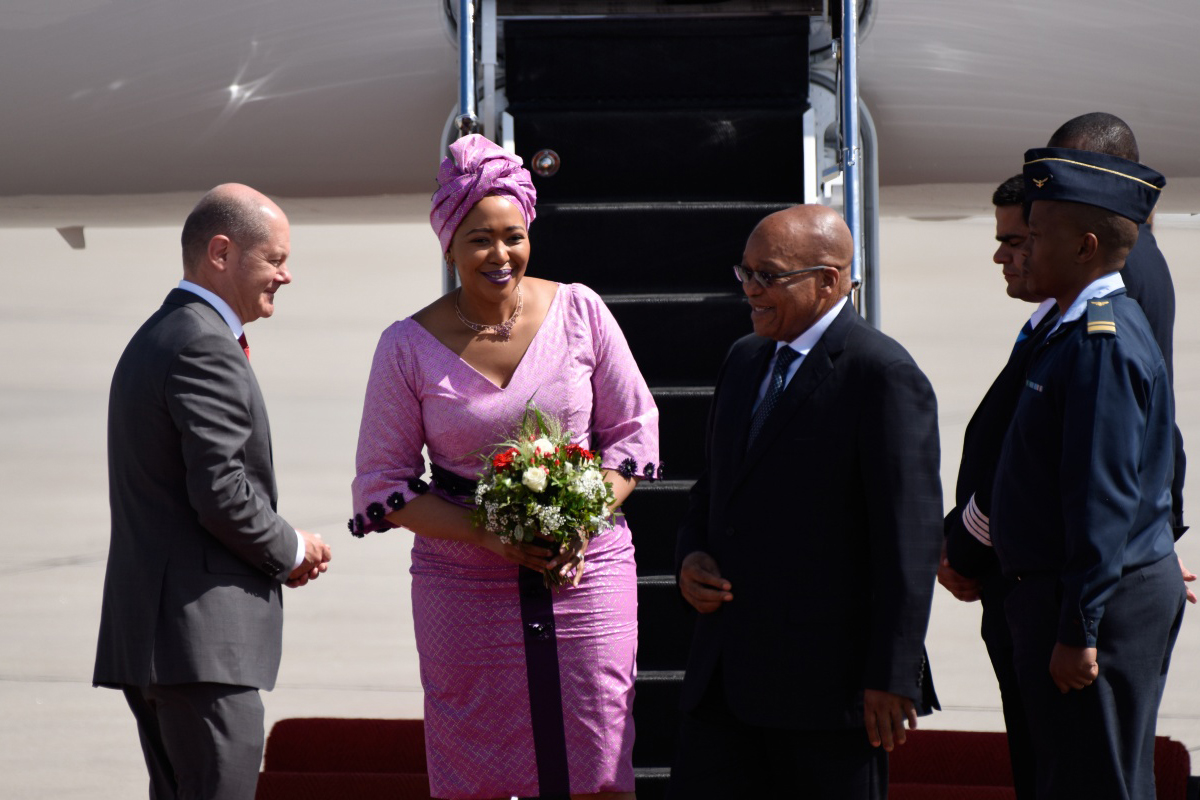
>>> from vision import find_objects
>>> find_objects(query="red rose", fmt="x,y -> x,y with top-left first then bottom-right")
493,448 -> 518,470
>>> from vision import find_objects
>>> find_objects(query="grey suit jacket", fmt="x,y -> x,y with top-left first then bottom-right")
94,289 -> 297,691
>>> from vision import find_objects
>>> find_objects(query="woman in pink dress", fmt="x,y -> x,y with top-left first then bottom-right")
350,134 -> 659,800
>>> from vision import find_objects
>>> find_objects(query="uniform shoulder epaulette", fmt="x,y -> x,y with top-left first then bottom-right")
1086,298 -> 1116,336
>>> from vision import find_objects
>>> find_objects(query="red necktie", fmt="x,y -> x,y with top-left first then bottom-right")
238,333 -> 250,360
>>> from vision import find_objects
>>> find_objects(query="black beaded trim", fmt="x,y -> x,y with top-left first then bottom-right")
617,457 -> 661,482
352,480 -> 428,539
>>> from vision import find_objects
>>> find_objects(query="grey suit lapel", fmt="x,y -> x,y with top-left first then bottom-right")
166,287 -> 275,468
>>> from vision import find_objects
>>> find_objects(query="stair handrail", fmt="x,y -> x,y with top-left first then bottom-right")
456,0 -> 479,137
839,0 -> 863,295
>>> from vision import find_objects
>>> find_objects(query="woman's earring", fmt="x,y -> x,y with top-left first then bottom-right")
445,254 -> 455,275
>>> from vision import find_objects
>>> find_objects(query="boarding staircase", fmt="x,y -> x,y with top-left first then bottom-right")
496,11 -> 815,798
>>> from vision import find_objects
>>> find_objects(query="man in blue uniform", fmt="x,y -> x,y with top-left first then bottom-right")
1048,113 -> 1189,543
938,175 -> 1058,799
991,148 -> 1186,799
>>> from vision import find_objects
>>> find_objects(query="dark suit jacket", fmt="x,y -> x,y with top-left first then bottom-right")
944,305 -> 1060,579
676,302 -> 943,730
1123,225 -> 1186,533
1124,225 -> 1175,381
94,289 -> 297,691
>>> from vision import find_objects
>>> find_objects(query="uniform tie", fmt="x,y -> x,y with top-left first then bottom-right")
747,346 -> 799,446
238,333 -> 250,360
1011,318 -> 1035,353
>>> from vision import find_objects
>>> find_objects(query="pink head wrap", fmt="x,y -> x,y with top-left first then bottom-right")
430,134 -> 537,254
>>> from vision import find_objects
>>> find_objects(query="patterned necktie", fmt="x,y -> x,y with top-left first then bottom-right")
747,346 -> 800,446
238,333 -> 250,360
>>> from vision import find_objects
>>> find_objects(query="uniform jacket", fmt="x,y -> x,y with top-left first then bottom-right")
676,302 -> 943,730
94,289 -> 297,690
992,290 -> 1176,647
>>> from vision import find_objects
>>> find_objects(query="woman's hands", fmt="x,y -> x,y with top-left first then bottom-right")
478,529 -> 589,582
479,530 -> 556,571
546,533 -> 588,584
387,492 -> 593,579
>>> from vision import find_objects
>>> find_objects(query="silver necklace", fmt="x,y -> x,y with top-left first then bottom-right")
455,285 -> 523,341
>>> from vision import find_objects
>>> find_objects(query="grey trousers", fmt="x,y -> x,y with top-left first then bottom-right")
123,683 -> 264,800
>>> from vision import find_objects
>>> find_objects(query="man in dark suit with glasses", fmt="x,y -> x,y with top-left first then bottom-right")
669,204 -> 943,799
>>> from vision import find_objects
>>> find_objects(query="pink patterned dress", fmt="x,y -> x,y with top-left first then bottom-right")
351,283 -> 660,799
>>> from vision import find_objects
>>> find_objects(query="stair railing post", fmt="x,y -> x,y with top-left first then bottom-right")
445,0 -> 480,294
456,0 -> 479,137
480,0 -> 497,138
859,98 -> 881,328
840,0 -> 863,294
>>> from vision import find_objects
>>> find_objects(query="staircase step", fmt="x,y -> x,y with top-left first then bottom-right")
637,578 -> 695,672
514,108 -> 807,203
499,0 -> 820,21
632,671 -> 685,768
625,480 -> 695,576
602,293 -> 750,386
532,202 -> 787,295
505,16 -> 809,110
633,767 -> 670,800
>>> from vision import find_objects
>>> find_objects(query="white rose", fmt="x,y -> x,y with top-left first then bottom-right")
531,437 -> 555,455
522,467 -> 548,492
581,468 -> 603,484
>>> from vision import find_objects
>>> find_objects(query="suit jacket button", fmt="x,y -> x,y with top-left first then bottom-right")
725,526 -> 736,537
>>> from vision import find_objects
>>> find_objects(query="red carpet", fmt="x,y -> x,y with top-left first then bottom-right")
256,719 -> 1192,800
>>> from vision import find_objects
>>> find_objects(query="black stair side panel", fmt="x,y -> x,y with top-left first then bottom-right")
624,483 -> 693,576
653,391 -> 712,482
505,17 -> 809,110
637,581 -> 696,671
530,202 -> 790,295
632,677 -> 684,766
515,108 -> 807,203
603,295 -> 750,386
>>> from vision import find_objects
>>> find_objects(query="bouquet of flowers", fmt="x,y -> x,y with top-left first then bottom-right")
471,401 -> 617,587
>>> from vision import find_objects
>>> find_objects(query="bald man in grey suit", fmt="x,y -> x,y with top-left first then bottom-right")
94,184 -> 332,800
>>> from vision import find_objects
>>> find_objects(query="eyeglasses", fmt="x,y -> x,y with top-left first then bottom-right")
732,264 -> 832,288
